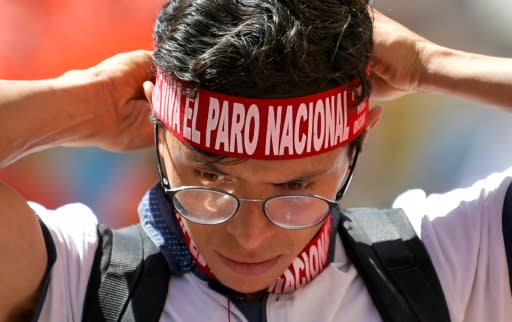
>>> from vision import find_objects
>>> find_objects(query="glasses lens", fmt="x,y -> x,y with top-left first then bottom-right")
265,196 -> 330,228
173,188 -> 238,224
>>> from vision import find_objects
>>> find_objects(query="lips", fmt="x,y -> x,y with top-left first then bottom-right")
218,253 -> 281,276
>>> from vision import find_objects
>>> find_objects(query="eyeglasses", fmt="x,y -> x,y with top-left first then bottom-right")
162,185 -> 340,229
153,124 -> 361,230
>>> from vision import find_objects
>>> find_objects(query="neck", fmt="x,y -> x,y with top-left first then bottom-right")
244,290 -> 266,301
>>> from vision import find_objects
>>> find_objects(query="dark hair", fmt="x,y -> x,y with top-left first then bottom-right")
154,0 -> 372,98
152,0 -> 372,160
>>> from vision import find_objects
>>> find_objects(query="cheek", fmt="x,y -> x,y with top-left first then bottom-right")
285,226 -> 323,256
183,220 -> 234,258
183,221 -> 216,245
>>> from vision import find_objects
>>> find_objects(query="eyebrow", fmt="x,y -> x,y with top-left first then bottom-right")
193,160 -> 230,176
192,159 -> 333,184
279,167 -> 332,183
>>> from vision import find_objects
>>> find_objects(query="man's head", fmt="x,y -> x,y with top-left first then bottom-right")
147,0 -> 379,297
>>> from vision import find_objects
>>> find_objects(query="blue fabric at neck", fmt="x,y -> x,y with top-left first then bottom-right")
138,183 -> 195,274
138,183 -> 254,302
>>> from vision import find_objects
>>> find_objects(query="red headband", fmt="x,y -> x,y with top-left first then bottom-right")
152,71 -> 368,159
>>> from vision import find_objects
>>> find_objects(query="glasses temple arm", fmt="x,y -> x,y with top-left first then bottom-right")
335,138 -> 361,201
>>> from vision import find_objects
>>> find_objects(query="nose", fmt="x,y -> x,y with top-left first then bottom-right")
224,199 -> 275,250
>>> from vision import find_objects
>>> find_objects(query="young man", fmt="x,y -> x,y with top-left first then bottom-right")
1,2 -> 511,322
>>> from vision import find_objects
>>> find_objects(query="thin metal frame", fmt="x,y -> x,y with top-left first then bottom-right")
153,124 -> 361,229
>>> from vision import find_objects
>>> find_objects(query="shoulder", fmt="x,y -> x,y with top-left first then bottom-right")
30,202 -> 99,247
30,202 -> 100,322
30,202 -> 100,266
393,166 -> 512,235
392,167 -> 512,322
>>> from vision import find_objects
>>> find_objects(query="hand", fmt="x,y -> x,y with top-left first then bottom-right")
369,10 -> 432,101
60,50 -> 154,151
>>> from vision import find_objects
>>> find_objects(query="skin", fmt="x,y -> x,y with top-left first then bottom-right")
0,50 -> 153,321
162,133 -> 346,296
370,9 -> 512,107
0,50 -> 153,168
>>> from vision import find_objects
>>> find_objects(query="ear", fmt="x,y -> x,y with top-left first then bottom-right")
361,105 -> 383,147
157,127 -> 167,156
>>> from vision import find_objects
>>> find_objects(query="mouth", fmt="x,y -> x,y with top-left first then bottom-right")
217,253 -> 281,276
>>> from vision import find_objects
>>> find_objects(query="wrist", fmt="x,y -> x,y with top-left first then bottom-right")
50,69 -> 111,144
0,75 -> 105,166
417,43 -> 461,94
52,68 -> 107,115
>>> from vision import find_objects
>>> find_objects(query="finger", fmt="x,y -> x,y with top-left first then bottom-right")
143,81 -> 155,104
101,50 -> 154,83
370,72 -> 408,101
116,99 -> 153,151
124,50 -> 154,83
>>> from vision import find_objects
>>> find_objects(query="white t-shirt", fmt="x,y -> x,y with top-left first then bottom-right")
33,167 -> 512,322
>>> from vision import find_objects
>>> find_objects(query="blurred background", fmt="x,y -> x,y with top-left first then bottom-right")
1,0 -> 511,228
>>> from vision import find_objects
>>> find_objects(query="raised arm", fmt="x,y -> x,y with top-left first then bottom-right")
0,50 -> 154,167
0,50 -> 153,321
370,10 -> 512,108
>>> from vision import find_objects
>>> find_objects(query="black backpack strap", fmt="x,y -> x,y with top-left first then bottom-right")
502,181 -> 512,295
121,225 -> 171,321
82,224 -> 171,322
339,208 -> 451,322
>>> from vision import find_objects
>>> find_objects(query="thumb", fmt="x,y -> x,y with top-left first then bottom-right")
114,99 -> 153,151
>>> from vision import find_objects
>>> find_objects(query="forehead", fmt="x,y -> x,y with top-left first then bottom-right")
165,131 -> 349,183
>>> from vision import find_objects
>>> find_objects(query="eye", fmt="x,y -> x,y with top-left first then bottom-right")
193,169 -> 221,182
279,181 -> 314,191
